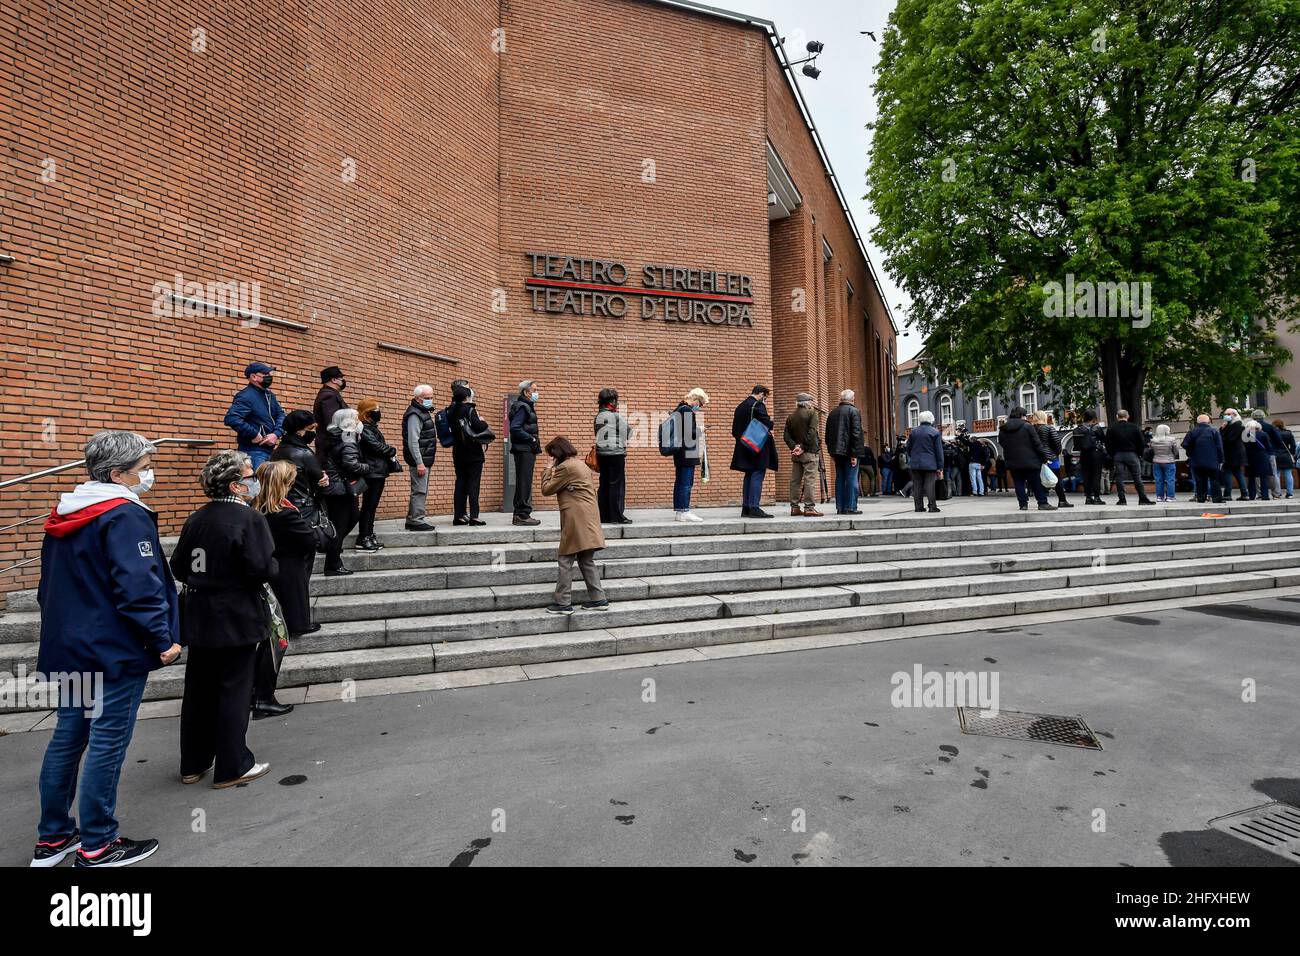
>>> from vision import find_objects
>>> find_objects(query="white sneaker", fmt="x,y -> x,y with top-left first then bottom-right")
681,511 -> 704,522
674,511 -> 691,522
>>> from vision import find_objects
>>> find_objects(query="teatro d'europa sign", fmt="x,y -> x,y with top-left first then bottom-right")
525,252 -> 755,328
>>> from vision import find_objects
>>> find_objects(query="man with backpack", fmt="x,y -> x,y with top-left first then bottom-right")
402,384 -> 438,531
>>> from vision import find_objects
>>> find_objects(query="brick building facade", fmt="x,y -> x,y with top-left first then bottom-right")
1,0 -> 896,593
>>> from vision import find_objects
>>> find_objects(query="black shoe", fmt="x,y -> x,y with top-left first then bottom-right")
353,537 -> 379,552
1019,504 -> 1028,510
292,623 -> 321,637
452,517 -> 469,526
581,599 -> 610,611
741,507 -> 753,517
1212,498 -> 1225,503
1038,502 -> 1056,510
928,506 -> 941,513
1236,496 -> 1249,501
545,603 -> 574,615
252,699 -> 295,720
405,521 -> 435,532
617,516 -> 634,524
846,509 -> 863,515
1139,499 -> 1156,506
1057,500 -> 1074,508
513,516 -> 540,526
468,518 -> 487,526
750,508 -> 774,518
914,506 -> 926,513
324,566 -> 353,576
74,837 -> 159,868
31,829 -> 81,868
1115,499 -> 1128,506
369,535 -> 385,550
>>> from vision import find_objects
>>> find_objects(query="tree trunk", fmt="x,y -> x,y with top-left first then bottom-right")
1101,339 -> 1122,425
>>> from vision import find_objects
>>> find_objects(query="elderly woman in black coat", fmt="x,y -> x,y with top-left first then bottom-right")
171,450 -> 277,789
730,385 -> 779,519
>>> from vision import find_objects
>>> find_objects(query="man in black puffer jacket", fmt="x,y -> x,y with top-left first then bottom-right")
998,407 -> 1054,511
402,385 -> 438,531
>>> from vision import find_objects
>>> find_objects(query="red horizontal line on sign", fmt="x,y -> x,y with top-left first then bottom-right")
526,277 -> 753,304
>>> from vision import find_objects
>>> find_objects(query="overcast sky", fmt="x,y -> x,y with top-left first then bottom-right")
719,0 -> 921,360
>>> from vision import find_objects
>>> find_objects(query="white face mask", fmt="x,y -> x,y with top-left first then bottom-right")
128,468 -> 155,495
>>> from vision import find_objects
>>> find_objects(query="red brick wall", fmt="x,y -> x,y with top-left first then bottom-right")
1,0 -> 501,592
1,0 -> 895,596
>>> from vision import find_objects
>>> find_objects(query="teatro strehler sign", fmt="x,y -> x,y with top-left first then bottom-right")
525,252 -> 755,327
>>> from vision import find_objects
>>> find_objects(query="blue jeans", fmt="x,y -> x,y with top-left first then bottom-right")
1154,462 -> 1176,499
968,463 -> 985,495
742,468 -> 765,509
246,447 -> 272,469
1222,466 -> 1247,496
1278,462 -> 1295,495
833,457 -> 859,512
38,672 -> 149,852
881,467 -> 893,494
673,463 -> 696,511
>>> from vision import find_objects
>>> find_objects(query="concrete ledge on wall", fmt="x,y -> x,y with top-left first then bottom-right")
166,291 -> 308,332
377,342 -> 459,365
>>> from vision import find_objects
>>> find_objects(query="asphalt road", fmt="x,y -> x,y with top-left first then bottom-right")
2,598 -> 1298,867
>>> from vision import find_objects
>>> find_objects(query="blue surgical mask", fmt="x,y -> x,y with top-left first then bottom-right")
530,391 -> 539,402
422,399 -> 433,409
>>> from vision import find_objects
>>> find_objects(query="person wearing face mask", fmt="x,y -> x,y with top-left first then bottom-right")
509,380 -> 543,526
313,366 -> 349,460
171,450 -> 278,791
446,381 -> 489,526
402,384 -> 438,531
223,361 -> 284,468
270,409 -> 330,519
30,431 -> 181,869
354,397 -> 400,551
1220,409 -> 1248,500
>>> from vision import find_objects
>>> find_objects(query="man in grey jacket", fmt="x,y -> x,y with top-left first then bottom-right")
905,410 -> 945,513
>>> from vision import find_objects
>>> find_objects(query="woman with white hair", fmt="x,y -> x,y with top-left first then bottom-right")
30,430 -> 181,869
905,409 -> 945,513
171,449 -> 277,789
671,388 -> 709,521
1149,424 -> 1181,502
319,407 -> 368,573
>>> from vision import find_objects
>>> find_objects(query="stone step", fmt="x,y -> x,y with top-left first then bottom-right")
7,527 -> 1300,645
6,550 -> 1299,676
312,516 -> 1300,577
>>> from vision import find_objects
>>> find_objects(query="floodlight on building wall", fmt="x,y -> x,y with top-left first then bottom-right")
786,39 -> 825,80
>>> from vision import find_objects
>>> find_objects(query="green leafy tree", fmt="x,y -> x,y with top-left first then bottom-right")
869,0 -> 1300,424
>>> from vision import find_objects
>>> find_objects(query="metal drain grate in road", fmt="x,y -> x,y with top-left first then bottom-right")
1208,802 -> 1300,862
957,708 -> 1103,750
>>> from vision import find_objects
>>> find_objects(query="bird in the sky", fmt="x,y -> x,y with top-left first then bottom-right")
861,30 -> 878,41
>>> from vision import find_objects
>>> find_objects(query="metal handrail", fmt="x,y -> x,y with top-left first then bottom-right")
1,438 -> 216,579
0,437 -> 215,491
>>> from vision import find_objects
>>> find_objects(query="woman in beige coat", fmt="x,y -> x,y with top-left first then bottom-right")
541,436 -> 609,614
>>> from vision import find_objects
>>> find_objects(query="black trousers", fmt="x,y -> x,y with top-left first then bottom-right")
1192,465 -> 1223,502
1081,454 -> 1104,500
454,457 -> 483,519
597,454 -> 627,521
322,493 -> 358,571
1111,452 -> 1150,502
358,475 -> 387,538
253,640 -> 279,703
513,450 -> 536,517
910,468 -> 937,509
180,643 -> 258,783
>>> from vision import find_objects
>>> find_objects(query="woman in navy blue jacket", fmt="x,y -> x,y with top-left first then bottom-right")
32,431 -> 181,869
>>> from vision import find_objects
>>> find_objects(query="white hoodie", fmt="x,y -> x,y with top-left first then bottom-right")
56,480 -> 151,516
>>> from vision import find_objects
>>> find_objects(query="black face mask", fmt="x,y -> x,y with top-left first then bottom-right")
370,410 -> 381,423
303,430 -> 316,443
337,378 -> 347,390
261,376 -> 273,388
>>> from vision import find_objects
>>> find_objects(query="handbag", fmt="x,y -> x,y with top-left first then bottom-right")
309,507 -> 336,550
740,407 -> 769,454
1142,446 -> 1155,463
347,475 -> 368,496
1040,462 -> 1059,489
585,446 -> 599,471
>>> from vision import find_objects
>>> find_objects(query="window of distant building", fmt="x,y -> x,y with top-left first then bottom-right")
939,394 -> 954,426
1020,384 -> 1038,415
977,391 -> 992,421
906,398 -> 920,429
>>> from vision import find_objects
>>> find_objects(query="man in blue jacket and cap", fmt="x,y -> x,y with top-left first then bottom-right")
224,361 -> 284,467
30,431 -> 182,869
